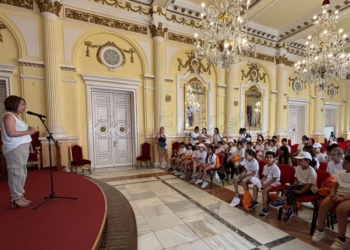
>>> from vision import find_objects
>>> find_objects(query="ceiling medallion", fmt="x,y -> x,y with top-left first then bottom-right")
294,0 -> 350,91
194,0 -> 255,69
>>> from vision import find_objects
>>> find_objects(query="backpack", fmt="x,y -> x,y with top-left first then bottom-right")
318,176 -> 335,197
241,190 -> 252,211
215,156 -> 221,169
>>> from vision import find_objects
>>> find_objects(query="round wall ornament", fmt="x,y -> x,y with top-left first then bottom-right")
293,79 -> 303,93
98,45 -> 125,71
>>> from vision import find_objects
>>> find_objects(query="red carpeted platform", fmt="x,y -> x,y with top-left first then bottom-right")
0,169 -> 106,250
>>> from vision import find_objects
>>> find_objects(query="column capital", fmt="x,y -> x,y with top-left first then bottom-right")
0,21 -> 7,43
275,54 -> 288,66
36,0 -> 62,17
149,22 -> 168,38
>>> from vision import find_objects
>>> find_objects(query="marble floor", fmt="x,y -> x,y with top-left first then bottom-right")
85,166 -> 349,250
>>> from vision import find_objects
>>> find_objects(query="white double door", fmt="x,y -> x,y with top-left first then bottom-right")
92,91 -> 133,168
288,105 -> 306,145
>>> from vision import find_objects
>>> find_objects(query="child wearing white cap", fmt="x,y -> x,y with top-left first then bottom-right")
313,143 -> 326,163
269,152 -> 318,223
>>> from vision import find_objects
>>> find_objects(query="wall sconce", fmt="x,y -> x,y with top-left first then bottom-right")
165,94 -> 171,102
234,101 -> 239,106
283,105 -> 287,110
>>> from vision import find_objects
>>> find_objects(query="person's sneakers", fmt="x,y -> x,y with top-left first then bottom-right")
179,173 -> 186,179
189,178 -> 196,183
175,171 -> 182,176
194,178 -> 203,185
172,169 -> 177,174
283,209 -> 294,223
269,199 -> 284,208
229,196 -> 240,207
330,238 -> 348,250
201,181 -> 208,189
311,229 -> 325,242
214,173 -> 220,183
259,208 -> 269,218
248,200 -> 258,210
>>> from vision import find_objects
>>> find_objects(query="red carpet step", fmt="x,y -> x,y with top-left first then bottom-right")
0,169 -> 106,250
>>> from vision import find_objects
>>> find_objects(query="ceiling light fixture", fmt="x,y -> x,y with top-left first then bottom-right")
194,0 -> 255,69
294,0 -> 350,91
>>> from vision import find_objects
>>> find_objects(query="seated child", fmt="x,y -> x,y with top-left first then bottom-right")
313,143 -> 326,163
303,145 -> 319,169
228,141 -> 246,182
327,147 -> 344,177
189,144 -> 207,183
270,139 -> 278,153
175,144 -> 193,177
249,151 -> 281,217
215,141 -> 224,154
255,138 -> 264,151
277,146 -> 293,166
312,155 -> 350,249
196,146 -> 217,189
180,143 -> 199,177
229,149 -> 259,207
257,141 -> 272,160
281,138 -> 291,153
246,141 -> 255,152
269,152 -> 318,223
170,142 -> 186,172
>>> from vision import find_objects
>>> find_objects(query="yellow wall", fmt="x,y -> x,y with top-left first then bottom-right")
0,4 -> 348,162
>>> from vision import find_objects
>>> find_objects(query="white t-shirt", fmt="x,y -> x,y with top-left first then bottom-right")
334,170 -> 350,196
262,163 -> 281,186
206,153 -> 216,167
190,131 -> 200,145
286,145 -> 291,153
227,146 -> 237,159
327,160 -> 343,177
197,151 -> 207,164
270,146 -> 277,153
244,158 -> 259,178
192,150 -> 200,159
316,153 -> 327,163
295,166 -> 318,193
255,144 -> 264,151
212,133 -> 223,145
222,144 -> 228,150
215,147 -> 223,154
184,149 -> 193,156
178,147 -> 186,155
314,157 -> 320,169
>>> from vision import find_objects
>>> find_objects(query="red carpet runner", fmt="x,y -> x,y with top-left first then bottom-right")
0,169 -> 106,250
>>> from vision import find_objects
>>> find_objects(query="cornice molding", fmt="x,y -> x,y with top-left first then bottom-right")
168,32 -> 195,45
91,0 -> 151,16
36,0 -> 62,16
0,64 -> 16,75
65,8 -> 148,35
19,59 -> 45,68
275,55 -> 295,67
0,0 -> 33,10
144,74 -> 154,80
20,75 -> 45,80
149,22 -> 168,38
0,21 -> 6,42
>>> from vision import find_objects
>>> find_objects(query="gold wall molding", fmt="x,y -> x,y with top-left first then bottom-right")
275,54 -> 295,67
84,41 -> 135,66
0,0 -> 33,10
177,50 -> 211,75
0,21 -> 6,42
60,65 -> 76,71
36,0 -> 62,16
153,7 -> 202,28
168,32 -> 196,45
65,8 -> 148,35
149,22 -> 167,38
19,59 -> 45,68
92,0 -> 151,15
241,63 -> 266,83
255,53 -> 274,63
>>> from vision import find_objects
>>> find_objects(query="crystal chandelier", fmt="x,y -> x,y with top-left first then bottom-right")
194,0 -> 255,69
294,0 -> 350,91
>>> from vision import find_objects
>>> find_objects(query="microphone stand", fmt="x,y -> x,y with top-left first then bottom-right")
33,116 -> 77,210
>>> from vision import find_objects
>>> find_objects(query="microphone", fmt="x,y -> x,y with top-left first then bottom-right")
27,111 -> 47,118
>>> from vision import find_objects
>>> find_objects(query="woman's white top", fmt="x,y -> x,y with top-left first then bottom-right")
1,112 -> 32,154
334,170 -> 350,196
212,133 -> 223,145
255,144 -> 264,151
190,131 -> 200,145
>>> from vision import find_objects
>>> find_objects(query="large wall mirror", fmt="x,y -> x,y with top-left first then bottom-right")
245,85 -> 262,129
184,80 -> 207,129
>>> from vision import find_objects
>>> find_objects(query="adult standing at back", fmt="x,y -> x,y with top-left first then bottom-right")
190,126 -> 200,146
2,95 -> 37,208
155,127 -> 170,169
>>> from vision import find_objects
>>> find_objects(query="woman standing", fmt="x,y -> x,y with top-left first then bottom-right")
2,95 -> 36,208
212,127 -> 223,146
155,127 -> 169,169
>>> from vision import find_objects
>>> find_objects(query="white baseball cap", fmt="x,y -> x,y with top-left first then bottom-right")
222,138 -> 227,142
313,143 -> 322,148
294,152 -> 312,161
228,139 -> 234,143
